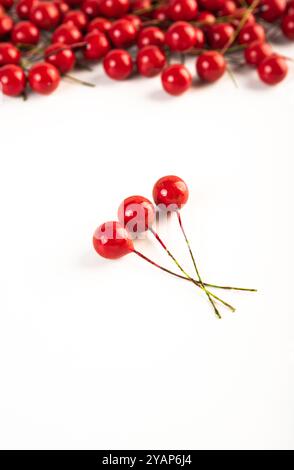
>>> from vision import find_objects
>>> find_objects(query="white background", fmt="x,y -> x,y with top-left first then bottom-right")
0,41 -> 293,450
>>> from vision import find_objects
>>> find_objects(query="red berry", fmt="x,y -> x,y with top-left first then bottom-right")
137,26 -> 165,48
52,23 -> 82,44
0,15 -> 13,37
238,23 -> 265,45
168,0 -> 198,21
286,0 -> 294,15
152,5 -> 169,21
153,175 -> 189,209
45,42 -> 76,74
217,0 -> 236,16
118,195 -> 155,233
196,50 -> 226,82
161,64 -> 192,96
54,0 -> 70,17
123,14 -> 141,31
231,8 -> 256,27
11,21 -> 40,45
131,0 -> 150,10
103,49 -> 133,80
81,0 -> 101,18
30,2 -> 61,30
281,14 -> 294,40
197,11 -> 216,25
0,64 -> 26,96
16,0 -> 37,20
136,45 -> 166,77
99,0 -> 130,18
63,9 -> 88,31
28,62 -> 60,94
87,17 -> 112,34
93,221 -> 134,259
108,18 -> 137,48
259,0 -> 286,23
258,55 -> 288,85
0,42 -> 20,66
244,40 -> 272,66
165,21 -> 198,52
83,31 -> 110,60
207,23 -> 234,49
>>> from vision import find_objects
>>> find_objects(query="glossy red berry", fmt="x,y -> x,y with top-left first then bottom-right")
51,23 -> 82,44
81,0 -> 101,18
28,62 -> 61,94
83,31 -> 110,60
165,21 -> 198,52
258,55 -> 288,85
136,45 -> 166,77
131,0 -> 150,10
207,23 -> 234,49
45,42 -> 76,74
259,0 -> 286,22
0,42 -> 20,66
196,51 -> 226,82
238,23 -> 265,45
161,64 -> 192,96
108,18 -> 137,48
244,40 -> 272,66
93,221 -> 134,259
217,0 -> 237,16
231,8 -> 256,27
99,0 -> 130,18
153,175 -> 189,209
168,0 -> 198,21
103,49 -> 133,80
118,195 -> 155,233
87,17 -> 112,34
0,15 -> 13,38
152,5 -> 169,21
30,2 -> 61,30
16,0 -> 37,20
63,9 -> 88,31
281,14 -> 294,40
54,0 -> 70,17
0,64 -> 26,96
123,14 -> 141,31
11,21 -> 40,45
137,26 -> 165,48
197,11 -> 216,25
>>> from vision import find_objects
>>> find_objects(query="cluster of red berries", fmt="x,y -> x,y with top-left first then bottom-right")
0,0 -> 292,98
93,175 -> 256,318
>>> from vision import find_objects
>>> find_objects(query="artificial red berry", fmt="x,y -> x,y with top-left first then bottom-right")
51,23 -> 82,44
16,0 -> 37,20
217,0 -> 236,16
87,17 -> 112,34
131,0 -> 150,10
99,0 -> 130,18
286,0 -> 294,14
197,11 -> 216,25
123,14 -> 141,31
165,21 -> 198,52
231,8 -> 256,27
81,0 -> 101,18
108,18 -> 137,48
30,2 -> 61,30
83,31 -> 110,60
153,175 -> 189,209
103,49 -> 133,80
0,64 -> 26,96
244,40 -> 272,66
93,221 -> 134,259
257,55 -> 288,85
136,45 -> 166,77
11,21 -> 40,45
161,64 -> 192,96
259,0 -> 286,23
118,195 -> 155,233
152,5 -> 169,21
196,50 -> 226,82
281,14 -> 294,40
238,23 -> 265,45
45,42 -> 76,74
28,62 -> 60,94
168,0 -> 198,21
63,9 -> 88,31
0,15 -> 13,38
137,26 -> 165,48
0,42 -> 20,66
207,23 -> 234,49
